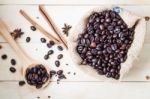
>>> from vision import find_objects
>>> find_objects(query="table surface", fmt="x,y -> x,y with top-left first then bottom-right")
0,1 -> 150,99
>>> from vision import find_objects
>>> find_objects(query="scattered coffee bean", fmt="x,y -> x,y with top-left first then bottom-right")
48,96 -> 51,98
146,75 -> 150,80
57,70 -> 63,75
11,59 -> 16,65
57,54 -> 63,59
37,96 -> 40,99
1,54 -> 7,60
57,46 -> 63,51
9,67 -> 16,73
73,72 -> 76,75
50,70 -> 56,78
67,72 -> 71,74
44,54 -> 49,60
48,50 -> 54,55
49,40 -> 55,45
30,26 -> 36,31
40,38 -> 46,43
26,37 -> 31,42
55,60 -> 60,67
36,17 -> 39,19
145,16 -> 150,21
76,10 -> 136,80
19,80 -> 26,86
47,43 -> 52,48
57,79 -> 60,84
58,74 -> 66,79
25,64 -> 49,88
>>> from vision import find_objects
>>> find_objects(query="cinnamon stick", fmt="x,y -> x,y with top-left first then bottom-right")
20,9 -> 60,43
39,5 -> 68,49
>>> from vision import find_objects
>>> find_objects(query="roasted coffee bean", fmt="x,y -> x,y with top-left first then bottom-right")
58,74 -> 66,79
99,24 -> 104,30
40,38 -> 46,43
1,54 -> 7,60
30,26 -> 36,31
76,10 -> 135,80
48,50 -> 54,55
44,54 -> 49,60
57,54 -> 63,59
57,70 -> 63,75
9,67 -> 16,73
11,59 -> 16,65
90,42 -> 96,48
26,37 -> 31,42
49,40 -> 55,45
19,81 -> 26,86
55,60 -> 60,67
47,43 -> 52,48
50,70 -> 56,78
57,46 -> 63,51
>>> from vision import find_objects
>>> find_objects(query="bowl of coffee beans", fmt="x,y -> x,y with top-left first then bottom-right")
68,6 -> 146,80
24,64 -> 50,89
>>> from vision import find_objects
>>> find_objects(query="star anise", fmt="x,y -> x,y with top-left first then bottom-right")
62,23 -> 72,36
10,28 -> 24,40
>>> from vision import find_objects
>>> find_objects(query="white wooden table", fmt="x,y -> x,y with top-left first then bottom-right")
0,0 -> 150,99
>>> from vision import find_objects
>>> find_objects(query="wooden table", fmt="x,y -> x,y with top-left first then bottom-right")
0,1 -> 150,99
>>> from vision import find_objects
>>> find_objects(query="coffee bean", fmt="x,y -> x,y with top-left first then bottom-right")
36,84 -> 42,89
50,70 -> 56,78
19,81 -> 26,86
40,38 -> 46,43
47,43 -> 52,48
11,59 -> 16,65
57,70 -> 63,75
1,54 -> 7,60
49,40 -> 55,45
57,46 -> 63,51
44,54 -> 49,60
48,50 -> 54,55
57,54 -> 63,59
26,37 -> 31,42
30,26 -> 36,31
9,67 -> 16,73
90,42 -> 96,48
48,96 -> 51,98
55,60 -> 60,67
105,18 -> 111,23
99,24 -> 104,30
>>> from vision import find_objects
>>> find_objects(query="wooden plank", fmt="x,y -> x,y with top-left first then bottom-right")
0,0 -> 150,5
0,81 -> 150,99
0,43 -> 150,81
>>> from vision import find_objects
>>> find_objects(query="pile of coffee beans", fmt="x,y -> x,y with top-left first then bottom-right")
25,64 -> 49,89
76,10 -> 135,80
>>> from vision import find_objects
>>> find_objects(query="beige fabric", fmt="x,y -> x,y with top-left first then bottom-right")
68,6 -> 146,81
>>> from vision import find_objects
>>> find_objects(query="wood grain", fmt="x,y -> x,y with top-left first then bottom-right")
0,5 -> 150,99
